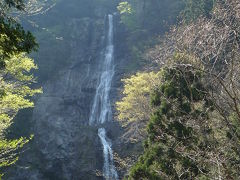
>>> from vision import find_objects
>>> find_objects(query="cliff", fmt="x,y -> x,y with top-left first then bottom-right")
6,0 -> 128,179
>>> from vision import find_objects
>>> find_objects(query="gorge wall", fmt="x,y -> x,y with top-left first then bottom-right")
6,0 -> 132,179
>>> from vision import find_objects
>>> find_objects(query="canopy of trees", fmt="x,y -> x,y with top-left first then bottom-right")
0,0 -> 40,177
117,0 -> 240,179
0,0 -> 38,67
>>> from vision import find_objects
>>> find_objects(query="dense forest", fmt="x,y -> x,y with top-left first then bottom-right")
117,0 -> 240,179
0,0 -> 240,179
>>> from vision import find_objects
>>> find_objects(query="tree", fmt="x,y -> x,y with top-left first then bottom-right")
125,0 -> 240,179
128,62 -> 219,179
0,0 -> 38,68
116,71 -> 162,142
117,1 -> 138,31
0,0 -> 41,177
148,0 -> 240,151
0,52 -> 41,177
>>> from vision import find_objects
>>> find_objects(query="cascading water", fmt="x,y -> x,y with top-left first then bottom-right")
89,14 -> 118,180
89,14 -> 114,126
98,128 -> 118,180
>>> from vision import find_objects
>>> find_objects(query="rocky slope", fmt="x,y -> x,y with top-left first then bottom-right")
5,0 -> 130,179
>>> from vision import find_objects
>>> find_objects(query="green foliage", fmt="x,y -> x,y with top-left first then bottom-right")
0,0 -> 40,175
126,1 -> 240,179
0,3 -> 37,69
229,113 -> 240,143
116,71 -> 162,125
128,64 -> 216,179
181,0 -> 215,22
0,20 -> 38,56
0,136 -> 33,167
117,1 -> 138,31
0,0 -> 38,69
2,0 -> 24,9
0,53 -> 42,172
127,55 -> 240,179
117,2 -> 133,14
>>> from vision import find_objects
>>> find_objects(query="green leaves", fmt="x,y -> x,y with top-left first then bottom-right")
181,0 -> 215,22
117,1 -> 138,31
0,0 -> 38,70
0,1 -> 40,172
125,0 -> 240,179
0,52 -> 42,133
129,65 -> 213,179
0,52 -> 41,174
5,53 -> 38,81
0,20 -> 38,58
3,0 -> 25,10
117,2 -> 133,15
116,71 -> 162,124
0,135 -> 33,168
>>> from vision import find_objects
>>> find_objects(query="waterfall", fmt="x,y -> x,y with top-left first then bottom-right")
89,14 -> 114,125
98,128 -> 118,180
89,14 -> 118,180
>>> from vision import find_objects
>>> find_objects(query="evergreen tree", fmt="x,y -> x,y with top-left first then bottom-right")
0,0 -> 38,68
129,63 -> 216,179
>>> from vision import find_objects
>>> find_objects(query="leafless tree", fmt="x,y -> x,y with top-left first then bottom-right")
147,0 -> 240,178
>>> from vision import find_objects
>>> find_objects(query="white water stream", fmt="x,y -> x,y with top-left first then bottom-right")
89,14 -> 118,180
98,128 -> 118,180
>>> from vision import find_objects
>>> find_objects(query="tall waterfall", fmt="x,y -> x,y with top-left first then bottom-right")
89,14 -> 118,180
89,14 -> 114,126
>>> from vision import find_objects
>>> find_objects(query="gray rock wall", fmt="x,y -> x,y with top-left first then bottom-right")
6,0 -> 128,179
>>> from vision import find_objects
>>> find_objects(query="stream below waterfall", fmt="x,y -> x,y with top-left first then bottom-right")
89,14 -> 118,180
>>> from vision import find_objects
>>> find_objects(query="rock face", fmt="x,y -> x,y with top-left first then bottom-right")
6,0 -> 128,180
